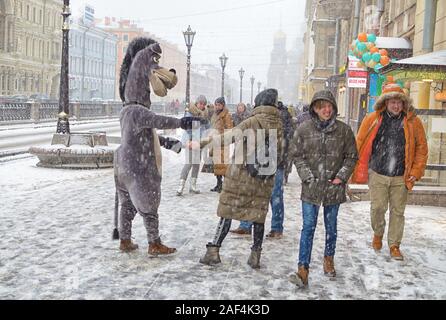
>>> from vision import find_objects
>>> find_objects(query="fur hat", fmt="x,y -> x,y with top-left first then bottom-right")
195,95 -> 207,105
215,97 -> 226,105
374,90 -> 414,114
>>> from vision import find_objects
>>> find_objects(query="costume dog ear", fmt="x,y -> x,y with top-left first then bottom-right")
149,68 -> 178,97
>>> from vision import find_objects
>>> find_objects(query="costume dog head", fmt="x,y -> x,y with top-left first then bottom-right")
119,37 -> 178,108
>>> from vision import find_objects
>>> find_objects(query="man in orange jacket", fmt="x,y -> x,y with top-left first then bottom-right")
351,83 -> 428,260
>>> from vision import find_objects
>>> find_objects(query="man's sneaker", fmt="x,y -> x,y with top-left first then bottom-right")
390,245 -> 404,260
229,227 -> 251,236
372,235 -> 383,251
265,231 -> 283,239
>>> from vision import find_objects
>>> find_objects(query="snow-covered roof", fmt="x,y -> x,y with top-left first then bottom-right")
375,37 -> 412,49
390,50 -> 446,66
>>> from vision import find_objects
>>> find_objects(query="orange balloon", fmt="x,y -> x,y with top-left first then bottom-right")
380,55 -> 390,66
386,75 -> 394,82
379,49 -> 388,56
358,33 -> 368,42
370,46 -> 379,53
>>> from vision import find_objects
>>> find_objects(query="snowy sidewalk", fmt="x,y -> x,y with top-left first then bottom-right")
0,147 -> 445,299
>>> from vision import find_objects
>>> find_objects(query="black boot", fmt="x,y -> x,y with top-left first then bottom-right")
247,247 -> 262,269
199,243 -> 221,265
210,175 -> 223,193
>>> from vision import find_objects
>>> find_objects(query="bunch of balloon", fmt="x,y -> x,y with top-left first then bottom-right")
349,33 -> 391,73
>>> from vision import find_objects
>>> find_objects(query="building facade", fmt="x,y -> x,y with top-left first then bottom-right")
69,19 -> 118,101
0,0 -> 62,98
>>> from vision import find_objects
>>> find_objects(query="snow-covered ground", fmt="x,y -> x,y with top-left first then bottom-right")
0,128 -> 445,299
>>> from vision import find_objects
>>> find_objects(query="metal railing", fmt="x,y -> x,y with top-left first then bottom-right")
39,102 -> 59,120
0,100 -> 123,123
0,103 -> 31,121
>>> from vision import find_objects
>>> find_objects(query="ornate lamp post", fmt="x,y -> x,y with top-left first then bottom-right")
219,53 -> 228,97
56,0 -> 71,134
183,25 -> 196,107
238,67 -> 245,103
257,81 -> 261,94
250,75 -> 255,106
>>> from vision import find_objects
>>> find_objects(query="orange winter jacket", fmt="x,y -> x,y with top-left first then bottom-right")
351,92 -> 428,190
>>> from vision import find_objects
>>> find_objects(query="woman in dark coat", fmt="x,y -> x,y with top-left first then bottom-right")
199,89 -> 283,269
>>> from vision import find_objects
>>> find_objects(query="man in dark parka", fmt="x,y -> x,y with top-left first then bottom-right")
288,90 -> 358,288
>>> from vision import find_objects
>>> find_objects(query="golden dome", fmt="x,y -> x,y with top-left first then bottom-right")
274,30 -> 286,39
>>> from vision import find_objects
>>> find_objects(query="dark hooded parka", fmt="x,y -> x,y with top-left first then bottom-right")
289,90 -> 358,206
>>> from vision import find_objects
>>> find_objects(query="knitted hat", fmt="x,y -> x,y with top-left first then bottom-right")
382,82 -> 404,94
215,97 -> 226,105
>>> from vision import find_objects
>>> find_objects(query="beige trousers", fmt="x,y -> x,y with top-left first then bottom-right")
368,170 -> 408,247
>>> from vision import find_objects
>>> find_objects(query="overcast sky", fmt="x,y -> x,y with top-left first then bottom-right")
72,0 -> 306,85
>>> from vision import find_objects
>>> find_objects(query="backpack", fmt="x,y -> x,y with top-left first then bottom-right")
244,119 -> 277,180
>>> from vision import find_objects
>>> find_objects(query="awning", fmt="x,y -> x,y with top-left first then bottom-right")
380,50 -> 446,81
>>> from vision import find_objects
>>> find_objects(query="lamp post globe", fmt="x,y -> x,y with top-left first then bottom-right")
238,67 -> 245,103
183,25 -> 196,107
219,53 -> 228,97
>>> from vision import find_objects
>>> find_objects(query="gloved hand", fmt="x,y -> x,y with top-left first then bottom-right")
180,116 -> 208,130
160,136 -> 182,153
305,176 -> 318,184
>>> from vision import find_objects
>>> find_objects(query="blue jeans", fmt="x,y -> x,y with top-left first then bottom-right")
239,168 -> 284,232
298,201 -> 340,269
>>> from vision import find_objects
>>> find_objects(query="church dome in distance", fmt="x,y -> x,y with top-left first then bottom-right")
274,30 -> 286,39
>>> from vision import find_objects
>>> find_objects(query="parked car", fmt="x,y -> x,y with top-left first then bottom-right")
28,94 -> 50,102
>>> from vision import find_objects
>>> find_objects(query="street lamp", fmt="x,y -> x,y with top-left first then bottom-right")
250,76 -> 255,106
238,67 -> 245,103
56,0 -> 71,134
219,53 -> 228,97
183,25 -> 195,107
257,81 -> 261,94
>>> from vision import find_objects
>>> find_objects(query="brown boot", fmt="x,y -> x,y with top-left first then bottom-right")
119,239 -> 139,252
229,227 -> 251,236
323,256 -> 336,277
148,239 -> 176,256
265,231 -> 283,239
390,245 -> 404,260
289,265 -> 309,288
372,235 -> 383,251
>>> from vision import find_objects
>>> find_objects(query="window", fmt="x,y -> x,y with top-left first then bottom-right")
327,37 -> 335,67
26,5 -> 29,20
33,7 -> 36,23
123,34 -> 129,42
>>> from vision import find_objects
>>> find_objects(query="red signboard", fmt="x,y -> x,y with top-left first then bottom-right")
348,70 -> 368,78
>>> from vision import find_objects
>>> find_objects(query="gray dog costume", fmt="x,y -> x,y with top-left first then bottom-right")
113,37 -> 184,249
